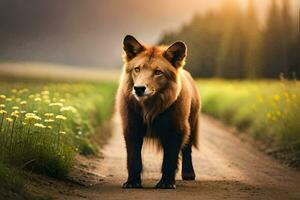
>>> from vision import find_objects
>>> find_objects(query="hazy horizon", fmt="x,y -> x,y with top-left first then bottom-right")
0,0 -> 299,69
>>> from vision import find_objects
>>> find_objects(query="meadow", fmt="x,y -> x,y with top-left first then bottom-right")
1,76 -> 299,198
197,79 -> 300,166
0,80 -> 117,189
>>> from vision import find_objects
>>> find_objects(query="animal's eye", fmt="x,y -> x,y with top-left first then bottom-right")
134,67 -> 140,73
154,70 -> 163,76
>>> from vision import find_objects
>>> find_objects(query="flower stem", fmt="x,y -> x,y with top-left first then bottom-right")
9,120 -> 16,158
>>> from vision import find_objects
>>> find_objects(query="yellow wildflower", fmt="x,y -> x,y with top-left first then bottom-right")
34,123 -> 46,129
6,117 -> 13,122
34,97 -> 41,102
11,111 -> 19,118
0,110 -> 7,115
60,131 -> 66,135
56,115 -> 67,120
20,101 -> 27,105
41,90 -> 50,95
12,106 -> 19,110
0,95 -> 6,99
49,102 -> 63,107
0,104 -> 5,108
44,113 -> 54,118
44,119 -> 55,123
273,95 -> 280,102
11,89 -> 17,93
19,88 -> 28,94
6,98 -> 12,102
60,106 -> 77,113
25,113 -> 41,121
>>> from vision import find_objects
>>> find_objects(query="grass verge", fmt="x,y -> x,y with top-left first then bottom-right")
0,80 -> 117,198
197,79 -> 300,167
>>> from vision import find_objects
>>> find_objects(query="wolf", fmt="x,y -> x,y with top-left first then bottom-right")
116,35 -> 200,189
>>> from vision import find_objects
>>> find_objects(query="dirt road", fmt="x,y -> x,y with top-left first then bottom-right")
30,115 -> 300,200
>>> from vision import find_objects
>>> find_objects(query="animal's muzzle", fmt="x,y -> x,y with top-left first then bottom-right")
134,85 -> 146,97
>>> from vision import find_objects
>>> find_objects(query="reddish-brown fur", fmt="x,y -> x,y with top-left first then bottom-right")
116,35 -> 200,189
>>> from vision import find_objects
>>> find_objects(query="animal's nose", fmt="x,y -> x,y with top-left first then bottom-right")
134,86 -> 146,96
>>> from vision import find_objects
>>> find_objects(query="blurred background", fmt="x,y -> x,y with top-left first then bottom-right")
1,1 -> 300,198
0,0 -> 299,79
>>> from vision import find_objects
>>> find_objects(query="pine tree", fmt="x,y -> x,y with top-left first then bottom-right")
262,0 -> 284,78
243,0 -> 262,78
281,0 -> 294,76
215,0 -> 246,78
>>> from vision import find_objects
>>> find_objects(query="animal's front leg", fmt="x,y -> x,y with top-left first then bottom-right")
123,132 -> 144,189
156,133 -> 183,189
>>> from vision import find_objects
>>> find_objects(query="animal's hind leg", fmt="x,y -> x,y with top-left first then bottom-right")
181,143 -> 195,180
182,113 -> 198,180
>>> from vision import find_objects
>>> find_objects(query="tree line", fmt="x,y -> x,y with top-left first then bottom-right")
159,0 -> 299,79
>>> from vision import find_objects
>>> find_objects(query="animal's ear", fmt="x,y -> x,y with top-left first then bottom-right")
123,35 -> 145,60
163,41 -> 187,68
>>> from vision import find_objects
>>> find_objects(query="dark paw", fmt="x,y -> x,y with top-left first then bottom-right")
122,181 -> 143,189
155,180 -> 176,189
182,172 -> 195,180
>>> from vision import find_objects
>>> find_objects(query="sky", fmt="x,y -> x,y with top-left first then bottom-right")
0,0 -> 299,69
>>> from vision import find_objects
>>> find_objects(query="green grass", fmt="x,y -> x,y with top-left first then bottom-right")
0,160 -> 55,200
0,81 -> 117,178
197,79 -> 300,166
0,161 -> 25,194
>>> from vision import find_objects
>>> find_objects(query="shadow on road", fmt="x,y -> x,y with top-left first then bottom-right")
91,179 -> 279,200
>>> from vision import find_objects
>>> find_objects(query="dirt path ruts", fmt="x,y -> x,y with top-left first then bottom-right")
30,115 -> 300,200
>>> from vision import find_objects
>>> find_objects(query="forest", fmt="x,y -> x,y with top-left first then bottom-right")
159,0 -> 299,78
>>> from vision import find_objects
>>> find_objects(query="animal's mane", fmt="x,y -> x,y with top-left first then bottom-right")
122,44 -> 184,126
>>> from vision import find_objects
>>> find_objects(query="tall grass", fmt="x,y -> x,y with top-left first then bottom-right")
0,82 -> 117,177
197,79 -> 300,166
